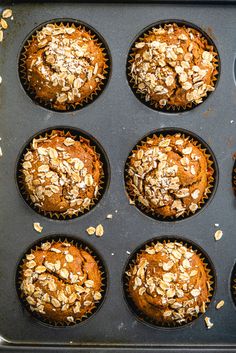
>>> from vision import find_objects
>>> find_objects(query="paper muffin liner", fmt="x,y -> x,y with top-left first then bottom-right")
19,20 -> 111,112
230,262 -> 236,307
127,20 -> 220,113
232,160 -> 236,197
16,235 -> 107,327
123,236 -> 215,328
17,127 -> 108,220
125,129 -> 217,221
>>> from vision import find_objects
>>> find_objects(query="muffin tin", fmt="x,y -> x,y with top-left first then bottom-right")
0,1 -> 236,352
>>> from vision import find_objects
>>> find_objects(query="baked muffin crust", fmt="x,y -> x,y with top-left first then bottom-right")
21,130 -> 103,216
19,241 -> 103,324
24,23 -> 107,110
130,23 -> 217,109
127,133 -> 212,218
127,241 -> 211,325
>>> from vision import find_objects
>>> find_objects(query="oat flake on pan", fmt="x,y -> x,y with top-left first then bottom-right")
205,316 -> 214,329
95,224 -> 104,237
214,230 -> 223,241
33,222 -> 43,233
86,226 -> 96,235
2,9 -> 12,19
0,8 -> 13,43
216,300 -> 224,309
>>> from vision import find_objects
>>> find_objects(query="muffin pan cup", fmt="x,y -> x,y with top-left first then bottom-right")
19,19 -> 111,112
0,1 -> 236,353
124,127 -> 218,222
16,127 -> 110,220
16,235 -> 108,327
126,19 -> 220,113
123,236 -> 216,328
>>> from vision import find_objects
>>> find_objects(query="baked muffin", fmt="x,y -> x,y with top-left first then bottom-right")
19,240 -> 103,325
126,240 -> 211,325
22,23 -> 108,110
21,130 -> 103,217
126,133 -> 213,218
233,160 -> 236,196
129,23 -> 218,110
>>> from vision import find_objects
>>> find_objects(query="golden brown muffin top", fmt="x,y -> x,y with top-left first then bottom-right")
21,131 -> 102,216
24,23 -> 107,110
130,23 -> 217,108
127,241 -> 211,325
127,134 -> 211,218
20,241 -> 103,324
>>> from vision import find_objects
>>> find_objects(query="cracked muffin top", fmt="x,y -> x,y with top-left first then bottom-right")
126,133 -> 213,218
23,23 -> 107,110
127,241 -> 211,325
130,23 -> 217,109
21,130 -> 103,217
19,240 -> 103,325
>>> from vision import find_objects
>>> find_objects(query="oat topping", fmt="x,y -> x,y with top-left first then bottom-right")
21,131 -> 102,216
127,241 -> 211,324
130,23 -> 217,108
33,222 -> 43,233
24,23 -> 107,110
20,241 -> 103,324
106,214 -> 113,219
127,134 -> 211,218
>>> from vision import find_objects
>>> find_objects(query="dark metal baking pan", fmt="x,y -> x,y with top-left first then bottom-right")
0,1 -> 236,352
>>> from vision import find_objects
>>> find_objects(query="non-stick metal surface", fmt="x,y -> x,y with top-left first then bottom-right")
0,1 -> 236,352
